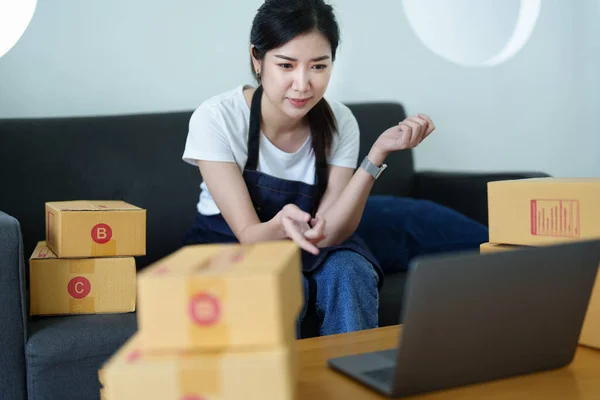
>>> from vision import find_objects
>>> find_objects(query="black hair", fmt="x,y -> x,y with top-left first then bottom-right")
249,0 -> 340,210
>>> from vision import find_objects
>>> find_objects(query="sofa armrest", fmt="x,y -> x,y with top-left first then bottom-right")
413,171 -> 551,226
0,211 -> 28,400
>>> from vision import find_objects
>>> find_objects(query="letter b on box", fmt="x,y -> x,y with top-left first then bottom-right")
92,223 -> 113,244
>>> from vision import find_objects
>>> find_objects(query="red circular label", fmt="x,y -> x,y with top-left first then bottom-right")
188,293 -> 221,326
91,223 -> 112,244
154,266 -> 170,275
67,277 -> 91,299
126,349 -> 142,364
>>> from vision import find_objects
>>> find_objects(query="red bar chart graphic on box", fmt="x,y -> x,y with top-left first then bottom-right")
531,199 -> 580,237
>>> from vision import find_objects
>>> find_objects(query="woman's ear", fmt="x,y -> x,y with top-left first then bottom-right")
250,44 -> 261,72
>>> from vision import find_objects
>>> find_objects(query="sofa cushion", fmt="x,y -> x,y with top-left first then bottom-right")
357,196 -> 489,274
26,313 -> 137,400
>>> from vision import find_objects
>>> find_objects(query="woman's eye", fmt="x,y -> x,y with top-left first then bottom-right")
313,64 -> 328,70
278,63 -> 293,69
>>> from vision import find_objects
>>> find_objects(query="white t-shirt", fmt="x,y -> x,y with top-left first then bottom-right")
182,85 -> 360,215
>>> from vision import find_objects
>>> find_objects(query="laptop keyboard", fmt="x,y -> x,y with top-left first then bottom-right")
363,367 -> 395,384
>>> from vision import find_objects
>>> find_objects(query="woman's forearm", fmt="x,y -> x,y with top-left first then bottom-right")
238,216 -> 287,244
318,147 -> 387,247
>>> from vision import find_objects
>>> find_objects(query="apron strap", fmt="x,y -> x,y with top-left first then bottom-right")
313,158 -> 328,217
244,85 -> 263,171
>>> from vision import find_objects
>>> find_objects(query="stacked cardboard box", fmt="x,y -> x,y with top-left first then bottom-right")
481,178 -> 600,350
28,200 -> 145,316
100,241 -> 303,399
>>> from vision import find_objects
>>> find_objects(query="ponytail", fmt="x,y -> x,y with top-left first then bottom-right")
307,98 -> 337,215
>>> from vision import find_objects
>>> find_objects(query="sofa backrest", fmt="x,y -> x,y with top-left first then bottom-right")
0,102 -> 413,268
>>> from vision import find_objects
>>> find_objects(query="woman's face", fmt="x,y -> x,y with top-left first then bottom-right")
254,30 -> 333,122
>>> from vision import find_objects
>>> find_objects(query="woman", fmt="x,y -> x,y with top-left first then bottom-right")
182,0 -> 435,337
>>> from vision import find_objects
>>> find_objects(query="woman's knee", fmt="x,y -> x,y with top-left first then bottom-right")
315,250 -> 379,286
313,250 -> 380,333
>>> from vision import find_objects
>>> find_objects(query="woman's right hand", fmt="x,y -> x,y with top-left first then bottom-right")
275,204 -> 326,255
371,114 -> 436,164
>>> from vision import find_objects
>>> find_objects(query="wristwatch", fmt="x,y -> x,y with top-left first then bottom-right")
360,156 -> 387,179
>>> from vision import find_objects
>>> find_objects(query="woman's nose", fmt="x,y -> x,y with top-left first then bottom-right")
291,69 -> 310,92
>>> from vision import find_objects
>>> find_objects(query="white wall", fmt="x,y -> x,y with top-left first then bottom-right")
1,0 -> 598,177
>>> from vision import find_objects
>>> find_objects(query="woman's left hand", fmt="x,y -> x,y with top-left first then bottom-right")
303,216 -> 326,245
372,114 -> 436,158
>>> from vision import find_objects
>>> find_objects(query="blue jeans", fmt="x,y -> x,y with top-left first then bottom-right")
357,196 -> 489,273
298,250 -> 380,337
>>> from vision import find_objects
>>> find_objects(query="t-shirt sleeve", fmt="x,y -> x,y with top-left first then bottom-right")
327,103 -> 360,169
182,102 -> 235,166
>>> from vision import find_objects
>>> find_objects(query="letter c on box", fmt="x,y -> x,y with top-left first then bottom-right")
68,277 -> 91,299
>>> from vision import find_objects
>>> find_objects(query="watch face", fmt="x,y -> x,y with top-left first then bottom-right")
375,164 -> 387,179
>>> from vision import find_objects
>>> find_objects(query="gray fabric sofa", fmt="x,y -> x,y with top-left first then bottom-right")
0,102 -> 549,400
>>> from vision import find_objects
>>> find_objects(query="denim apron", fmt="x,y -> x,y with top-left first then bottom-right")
183,86 -> 383,288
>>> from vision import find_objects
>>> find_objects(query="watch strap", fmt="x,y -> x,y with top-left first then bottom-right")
360,156 -> 387,179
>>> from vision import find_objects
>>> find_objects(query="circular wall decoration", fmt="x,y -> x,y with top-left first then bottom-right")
0,0 -> 37,58
402,0 -> 541,67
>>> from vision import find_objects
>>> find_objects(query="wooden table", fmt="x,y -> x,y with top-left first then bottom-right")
296,325 -> 600,399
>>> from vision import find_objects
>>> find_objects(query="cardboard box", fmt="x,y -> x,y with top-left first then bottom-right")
488,178 -> 600,246
479,242 -> 524,253
99,369 -> 107,400
29,241 -> 137,316
137,241 -> 303,352
479,242 -> 600,350
102,334 -> 297,400
98,368 -> 105,386
45,200 -> 146,258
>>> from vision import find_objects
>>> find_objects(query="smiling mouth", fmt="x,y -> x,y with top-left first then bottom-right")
288,97 -> 312,107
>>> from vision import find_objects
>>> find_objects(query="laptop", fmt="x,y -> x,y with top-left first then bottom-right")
328,239 -> 600,398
